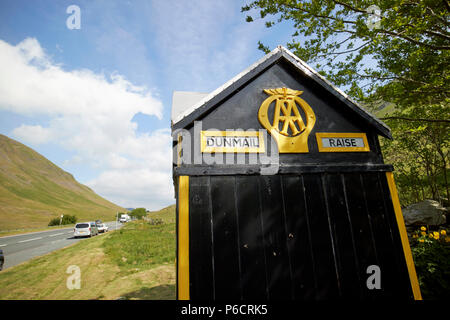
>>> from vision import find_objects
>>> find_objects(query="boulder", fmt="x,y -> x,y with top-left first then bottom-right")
402,199 -> 447,226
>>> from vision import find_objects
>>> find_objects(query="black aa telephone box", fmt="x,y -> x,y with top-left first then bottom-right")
171,46 -> 421,300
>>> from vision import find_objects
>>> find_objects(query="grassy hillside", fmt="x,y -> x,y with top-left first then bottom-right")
147,204 -> 175,223
360,100 -> 397,118
0,134 -> 125,230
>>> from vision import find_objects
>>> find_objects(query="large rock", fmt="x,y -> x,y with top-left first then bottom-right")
402,199 -> 447,226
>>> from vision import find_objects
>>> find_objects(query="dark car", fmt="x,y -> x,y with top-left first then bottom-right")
0,249 -> 4,271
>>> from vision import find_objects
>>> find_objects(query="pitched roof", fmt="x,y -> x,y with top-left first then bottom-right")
171,46 -> 391,139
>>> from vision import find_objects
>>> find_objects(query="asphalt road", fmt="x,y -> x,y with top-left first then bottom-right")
0,221 -> 123,270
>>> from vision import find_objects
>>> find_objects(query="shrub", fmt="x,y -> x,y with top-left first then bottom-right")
148,218 -> 164,225
410,226 -> 450,299
48,214 -> 78,226
130,208 -> 147,220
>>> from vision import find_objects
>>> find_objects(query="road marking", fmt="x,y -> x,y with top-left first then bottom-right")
48,233 -> 64,237
0,244 -> 6,247
18,237 -> 42,243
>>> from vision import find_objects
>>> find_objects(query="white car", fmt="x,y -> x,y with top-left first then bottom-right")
119,216 -> 129,223
74,222 -> 98,238
97,223 -> 108,233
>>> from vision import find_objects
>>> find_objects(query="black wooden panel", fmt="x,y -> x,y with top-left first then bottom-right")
342,173 -> 379,299
186,172 -> 414,300
377,172 -> 414,299
302,174 -> 340,299
322,173 -> 361,298
189,176 -> 214,300
235,176 -> 268,300
360,173 -> 398,298
258,175 -> 292,300
210,176 -> 241,300
281,175 -> 316,300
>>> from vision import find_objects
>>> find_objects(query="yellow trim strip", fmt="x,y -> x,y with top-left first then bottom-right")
316,132 -> 370,152
201,130 -> 265,153
178,176 -> 190,300
386,172 -> 422,300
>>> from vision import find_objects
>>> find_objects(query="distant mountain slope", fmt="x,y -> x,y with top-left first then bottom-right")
360,100 -> 397,118
147,204 -> 175,224
0,134 -> 125,230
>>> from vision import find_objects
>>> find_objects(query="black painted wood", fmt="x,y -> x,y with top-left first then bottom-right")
322,173 -> 362,298
174,47 -> 413,301
210,176 -> 241,300
302,174 -> 340,299
174,164 -> 394,176
258,175 -> 292,300
377,172 -> 415,299
187,173 -> 414,300
188,176 -> 214,300
281,175 -> 316,300
235,176 -> 268,300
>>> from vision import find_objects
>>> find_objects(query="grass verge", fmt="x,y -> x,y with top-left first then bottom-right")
0,220 -> 176,300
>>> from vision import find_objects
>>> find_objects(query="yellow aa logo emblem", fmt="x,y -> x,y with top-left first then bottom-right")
258,87 -> 316,153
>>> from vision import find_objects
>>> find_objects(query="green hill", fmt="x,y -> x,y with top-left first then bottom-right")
147,204 -> 175,224
360,100 -> 397,118
0,134 -> 125,230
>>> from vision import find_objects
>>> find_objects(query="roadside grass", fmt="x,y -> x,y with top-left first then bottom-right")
0,220 -> 176,300
103,220 -> 176,273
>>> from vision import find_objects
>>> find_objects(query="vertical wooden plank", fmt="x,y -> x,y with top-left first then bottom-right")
189,176 -> 214,300
360,173 -> 408,298
281,175 -> 316,300
178,176 -> 190,300
258,175 -> 292,299
210,176 -> 241,300
377,172 -> 416,299
342,173 -> 378,299
302,174 -> 339,299
235,176 -> 268,300
322,173 -> 361,298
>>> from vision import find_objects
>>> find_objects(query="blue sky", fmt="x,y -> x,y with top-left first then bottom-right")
0,0 -> 296,210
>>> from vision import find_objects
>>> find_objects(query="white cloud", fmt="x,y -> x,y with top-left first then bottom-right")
87,167 -> 174,211
12,124 -> 53,145
0,37 -> 172,210
0,38 -> 162,119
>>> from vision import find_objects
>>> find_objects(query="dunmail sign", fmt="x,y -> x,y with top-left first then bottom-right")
201,131 -> 265,153
171,46 -> 422,301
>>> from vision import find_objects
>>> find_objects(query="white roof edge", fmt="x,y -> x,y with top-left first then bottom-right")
172,47 -> 283,125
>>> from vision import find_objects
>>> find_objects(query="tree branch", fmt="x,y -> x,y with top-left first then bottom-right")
380,116 -> 450,123
331,0 -> 367,14
377,29 -> 450,50
316,41 -> 371,59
